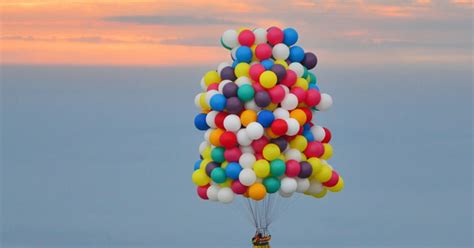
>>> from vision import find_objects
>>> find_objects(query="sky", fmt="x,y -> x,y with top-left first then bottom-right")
1,0 -> 473,248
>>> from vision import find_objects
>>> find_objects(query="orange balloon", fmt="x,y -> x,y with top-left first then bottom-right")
240,109 -> 257,127
248,183 -> 267,201
265,128 -> 279,139
209,129 -> 225,146
290,109 -> 307,126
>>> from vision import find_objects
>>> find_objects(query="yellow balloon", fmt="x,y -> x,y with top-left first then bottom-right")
307,157 -> 323,176
251,44 -> 257,62
290,135 -> 308,152
263,144 -> 281,161
315,164 -> 332,182
278,154 -> 286,161
321,143 -> 333,160
312,188 -> 327,198
221,161 -> 229,169
259,71 -> 277,89
192,169 -> 210,186
293,77 -> 309,90
204,70 -> 221,86
235,62 -> 250,78
199,93 -> 210,111
264,102 -> 278,111
253,159 -> 270,178
201,146 -> 212,159
274,59 -> 288,69
328,177 -> 344,192
220,178 -> 233,187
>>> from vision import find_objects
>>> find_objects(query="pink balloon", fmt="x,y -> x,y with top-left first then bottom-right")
304,141 -> 324,158
267,27 -> 284,45
285,160 -> 301,177
322,171 -> 339,186
197,185 -> 210,200
280,70 -> 297,87
249,64 -> 266,81
291,87 -> 306,103
231,180 -> 248,194
238,30 -> 255,46
251,136 -> 269,153
224,147 -> 242,162
305,89 -> 321,107
268,85 -> 285,103
255,43 -> 272,61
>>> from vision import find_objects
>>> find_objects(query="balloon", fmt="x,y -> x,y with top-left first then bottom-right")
290,135 -> 308,152
304,141 -> 324,158
273,108 -> 290,119
248,183 -> 267,200
207,185 -> 220,201
263,176 -> 281,193
321,143 -> 333,160
259,71 -> 278,89
223,82 -> 238,98
235,62 -> 250,78
205,161 -> 220,176
270,159 -> 286,177
288,62 -> 304,77
315,93 -> 333,111
236,46 -> 253,63
240,109 -> 257,127
283,27 -> 298,46
271,119 -> 288,136
305,89 -> 321,107
268,85 -> 285,103
205,111 -> 218,128
226,96 -> 244,114
290,109 -> 307,126
255,43 -> 272,60
226,162 -> 243,180
261,59 -> 274,70
223,114 -> 241,132
296,178 -> 310,193
253,28 -> 267,44
280,69 -> 297,87
322,170 -> 339,187
271,137 -> 288,151
220,131 -> 237,148
307,157 -> 323,176
251,136 -> 269,153
238,29 -> 255,46
280,177 -> 297,194
214,112 -> 228,129
314,164 -> 332,182
272,43 -> 290,60
267,27 -> 284,45
237,129 -> 252,146
239,168 -> 257,186
285,160 -> 300,177
302,52 -> 318,69
210,94 -> 227,111
197,185 -> 210,200
194,113 -> 209,131
249,63 -> 266,81
237,84 -> 255,102
222,29 -> 239,49
231,180 -> 248,194
220,66 -> 237,81
192,169 -> 211,186
257,110 -> 275,128
204,70 -> 221,86
239,153 -> 257,169
312,188 -> 327,198
262,143 -> 281,161
306,179 -> 324,195
322,127 -> 332,143
298,161 -> 313,178
328,176 -> 344,192
246,122 -> 264,140
217,187 -> 235,203
281,93 -> 298,110
253,159 -> 271,178
254,91 -> 271,108
211,167 -> 227,183
211,147 -> 225,163
194,159 -> 202,171
289,46 -> 305,62
285,148 -> 302,161
224,147 -> 242,162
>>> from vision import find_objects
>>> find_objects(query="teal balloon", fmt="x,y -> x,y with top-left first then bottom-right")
308,72 -> 317,84
302,66 -> 308,78
270,159 -> 286,177
211,147 -> 225,163
211,167 -> 227,183
237,84 -> 255,102
263,176 -> 281,193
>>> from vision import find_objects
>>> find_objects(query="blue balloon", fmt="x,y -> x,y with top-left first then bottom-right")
194,159 -> 202,171
232,60 -> 240,68
194,113 -> 209,130
303,130 -> 315,142
261,59 -> 274,70
289,46 -> 305,62
225,162 -> 242,180
303,123 -> 311,131
210,94 -> 227,111
309,83 -> 319,91
257,110 -> 275,128
283,28 -> 298,46
236,46 -> 252,63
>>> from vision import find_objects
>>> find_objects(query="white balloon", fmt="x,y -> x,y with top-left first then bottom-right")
281,85 -> 290,94
199,141 -> 209,154
310,125 -> 325,142
306,179 -> 324,195
217,61 -> 231,74
273,108 -> 290,119
272,43 -> 290,60
284,148 -> 302,161
200,77 -> 206,91
253,28 -> 267,44
204,129 -> 213,143
316,93 -> 333,111
235,76 -> 251,86
286,118 -> 300,136
222,29 -> 239,49
217,187 -> 235,204
218,80 -> 232,93
206,111 -> 218,128
296,178 -> 310,193
279,190 -> 293,198
207,185 -> 220,201
237,129 -> 252,146
244,99 -> 261,112
224,114 -> 241,132
240,145 -> 254,154
246,122 -> 264,140
289,62 -> 304,77
231,46 -> 238,60
239,168 -> 257,186
239,153 -> 256,169
281,93 -> 298,110
194,93 -> 202,109
205,90 -> 219,104
280,177 -> 298,194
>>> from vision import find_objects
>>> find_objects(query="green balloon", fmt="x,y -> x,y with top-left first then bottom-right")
270,159 -> 286,177
237,84 -> 255,102
211,147 -> 225,163
302,66 -> 309,78
211,167 -> 227,183
263,176 -> 281,193
308,72 -> 317,84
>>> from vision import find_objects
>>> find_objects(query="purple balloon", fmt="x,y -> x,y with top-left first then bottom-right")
226,97 -> 243,114
298,161 -> 313,178
205,162 -> 220,176
271,137 -> 288,151
271,64 -> 286,81
223,83 -> 238,98
221,66 -> 236,81
302,52 -> 317,69
254,91 -> 271,108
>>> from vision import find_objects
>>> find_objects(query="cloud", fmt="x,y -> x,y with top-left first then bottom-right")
103,15 -> 253,26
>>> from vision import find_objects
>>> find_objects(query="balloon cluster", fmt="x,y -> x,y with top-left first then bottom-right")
193,27 -> 344,204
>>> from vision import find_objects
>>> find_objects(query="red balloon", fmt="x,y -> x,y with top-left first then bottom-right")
322,171 -> 339,186
280,69 -> 297,87
231,180 -> 248,194
220,131 -> 237,148
304,141 -> 324,158
322,127 -> 332,143
249,64 -> 266,81
305,89 -> 321,107
238,30 -> 255,46
291,87 -> 306,103
224,147 -> 242,162
197,185 -> 210,200
267,26 -> 284,45
215,112 -> 228,129
251,136 -> 269,153
301,107 -> 313,124
268,85 -> 285,103
285,160 -> 301,177
207,83 -> 219,91
255,153 -> 264,160
255,43 -> 272,61
271,119 -> 288,136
